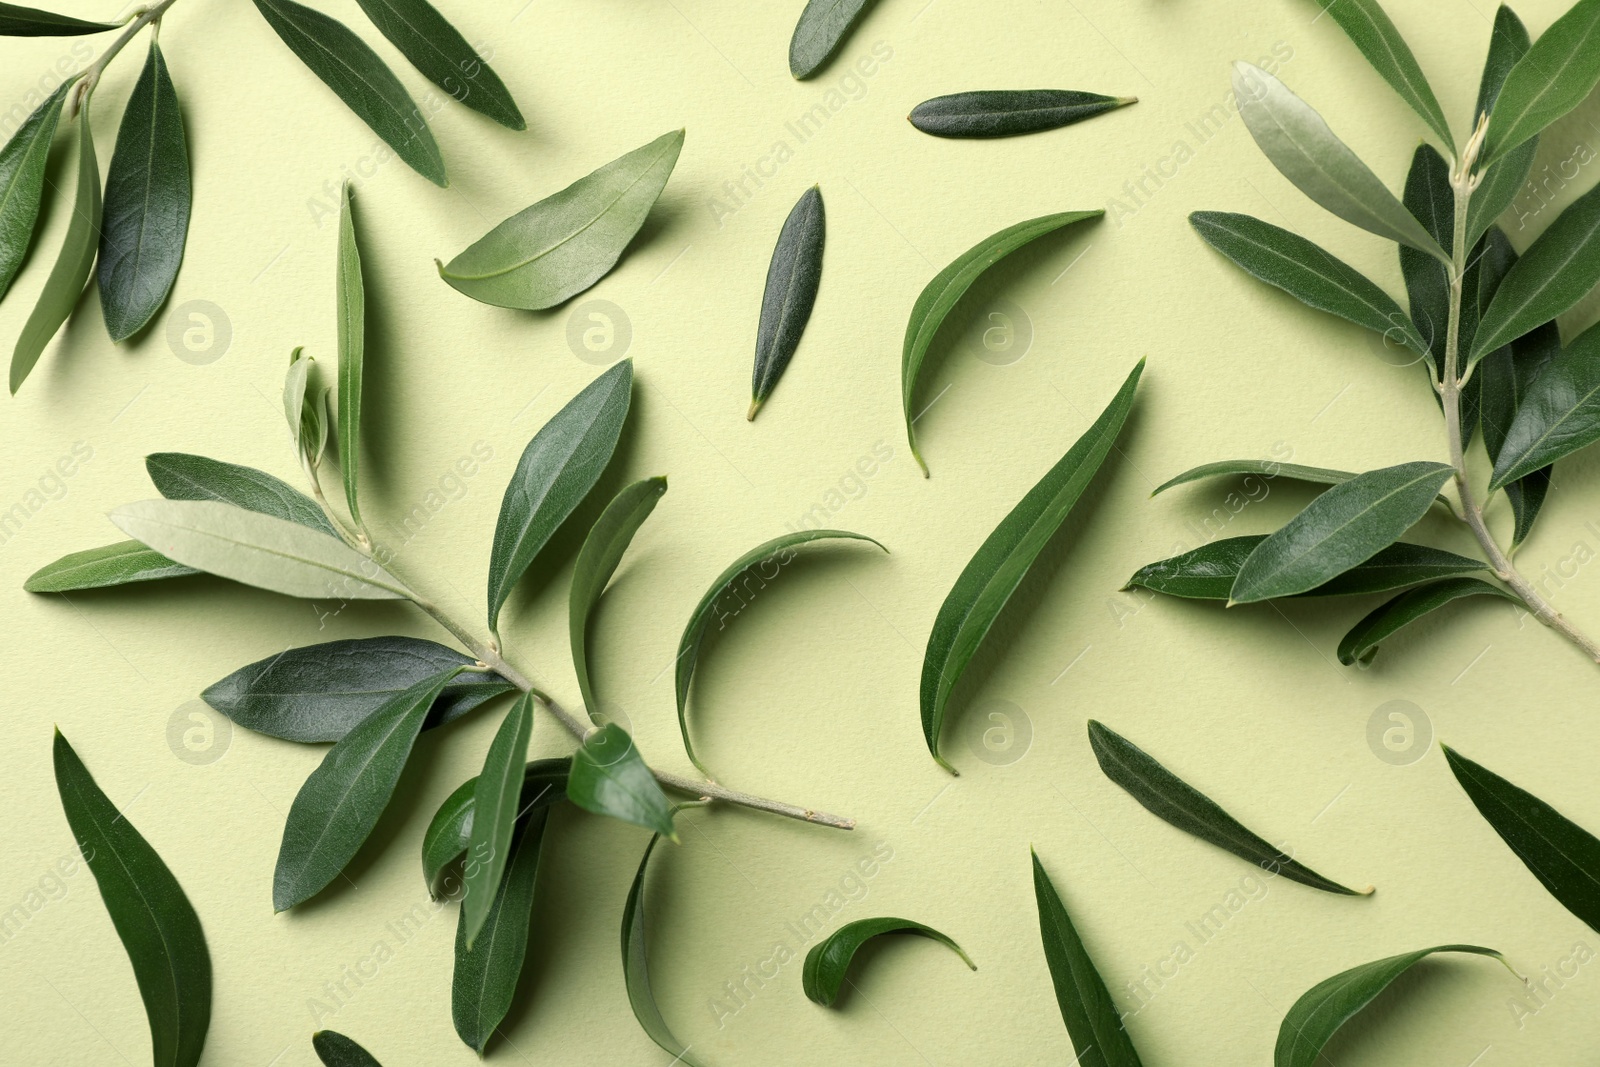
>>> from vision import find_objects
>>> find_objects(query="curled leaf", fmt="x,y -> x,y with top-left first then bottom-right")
567,723 -> 675,838
422,758 -> 569,896
622,834 -> 706,1066
802,917 -> 974,1007
1338,577 -> 1516,665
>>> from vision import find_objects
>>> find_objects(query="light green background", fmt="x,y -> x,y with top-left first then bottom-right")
3,0 -> 1598,1063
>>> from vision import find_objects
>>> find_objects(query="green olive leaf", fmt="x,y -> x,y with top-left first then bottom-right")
1338,577 -> 1516,665
903,210 -> 1102,475
1480,0 -> 1600,167
908,90 -> 1135,139
924,360 -> 1141,773
25,540 -> 198,592
570,476 -> 667,722
0,3 -> 115,34
54,729 -> 211,1067
351,0 -> 524,129
1127,536 -> 1486,601
622,833 -> 706,1066
146,452 -> 336,535
283,347 -> 329,476
1399,143 -> 1453,370
1152,458 -> 1356,496
0,79 -> 71,304
439,130 -> 683,309
802,917 -> 975,1007
1466,6 -> 1536,246
1305,0 -> 1453,150
312,1030 -> 383,1067
252,0 -> 446,186
462,692 -> 534,949
750,185 -> 824,420
1489,320 -> 1600,490
423,758 -> 568,897
567,723 -> 675,839
335,181 -> 365,526
789,0 -> 878,80
1480,313 -> 1558,546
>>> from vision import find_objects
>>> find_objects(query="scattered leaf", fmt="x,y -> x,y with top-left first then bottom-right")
462,692 -> 534,949
623,834 -> 706,1066
312,1030 -> 383,1067
1307,0 -> 1453,150
1126,536 -> 1485,601
351,0 -> 524,129
1480,0 -> 1600,166
802,917 -> 975,1007
750,186 -> 825,420
567,723 -> 675,838
1338,577 -> 1516,664
25,540 -> 198,592
0,80 -> 70,303
1489,321 -> 1600,489
146,452 -> 336,535
453,806 -> 548,1053
789,0 -> 877,80
908,90 -> 1135,138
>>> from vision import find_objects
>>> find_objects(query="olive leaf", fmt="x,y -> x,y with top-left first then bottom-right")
312,1030 -> 383,1067
1480,316 -> 1557,546
1032,849 -> 1143,1067
789,0 -> 877,80
1090,721 -> 1371,894
567,723 -> 675,838
1189,212 -> 1428,362
1127,536 -> 1485,601
903,210 -> 1102,475
1480,0 -> 1600,166
1338,577 -> 1517,664
1276,945 -> 1512,1067
1229,461 -> 1456,604
0,80 -> 71,304
109,499 -> 409,601
203,636 -> 512,743
351,0 -> 524,130
439,130 -> 683,309
98,39 -> 190,342
487,358 -> 632,637
1444,745 -> 1600,933
1466,6 -> 1536,246
1232,62 -> 1448,265
802,917 -> 975,1007
251,0 -> 446,186
1399,143 -> 1453,370
25,540 -> 199,592
1306,0 -> 1453,151
750,186 -> 824,420
1489,321 -> 1600,490
335,181 -> 365,527
676,529 -> 886,778
0,3 -> 116,35
462,692 -> 534,949
908,90 -> 1135,139
146,452 -> 336,535
623,834 -> 706,1067
570,476 -> 667,722
283,347 -> 330,475
422,758 -> 568,896
923,360 -> 1141,773
12,90 -> 99,395
274,665 -> 467,911
1152,458 -> 1355,496
54,729 -> 212,1067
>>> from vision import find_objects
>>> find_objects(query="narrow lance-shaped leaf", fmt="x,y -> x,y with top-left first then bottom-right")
462,692 -> 534,949
312,1031 -> 383,1067
623,834 -> 707,1067
1307,0 -> 1453,150
1189,212 -> 1428,362
487,359 -> 633,636
25,540 -> 199,592
923,361 -> 1141,773
567,723 -> 675,838
1090,721 -> 1370,894
1466,6 -> 1536,246
1338,577 -> 1517,665
1490,320 -> 1600,490
802,917 -> 975,1007
1399,143 -> 1452,370
903,210 -> 1103,475
1032,850 -> 1144,1067
453,806 -> 548,1054
273,665 -> 467,910
1152,458 -> 1355,496
1444,745 -> 1600,934
423,758 -> 568,896
570,477 -> 667,722
12,91 -> 100,394
1276,945 -> 1512,1067
98,39 -> 190,342
335,181 -> 364,526
908,90 -> 1135,139
351,0 -> 525,129
440,131 -> 683,310
789,0 -> 877,80
1232,62 -> 1448,265
251,0 -> 446,186
1480,315 -> 1557,546
676,529 -> 886,778
1126,536 -> 1485,601
1229,461 -> 1455,604
54,730 -> 211,1067
750,186 -> 824,420
110,499 -> 408,601
0,79 -> 71,304
147,452 -> 336,535
1480,0 -> 1600,166
0,3 -> 116,34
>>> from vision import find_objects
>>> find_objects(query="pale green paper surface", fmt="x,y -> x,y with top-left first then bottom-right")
2,1 -> 1599,1064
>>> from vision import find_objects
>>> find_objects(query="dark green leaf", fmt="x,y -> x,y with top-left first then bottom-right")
1489,321 -> 1600,489
1126,536 -> 1485,601
25,540 -> 198,592
251,0 -> 446,186
789,0 -> 877,80
12,96 -> 100,394
273,666 -> 465,910
1190,212 -> 1428,362
623,834 -> 706,1066
146,452 -> 335,535
567,723 -> 675,838
312,1030 -> 383,1067
1399,143 -> 1453,369
1090,720 -> 1370,894
1482,316 -> 1558,545
908,90 -> 1135,139
570,476 -> 667,722
54,729 -> 211,1067
677,529 -> 885,777
750,186 -> 824,420
1152,458 -> 1355,496
802,917 -> 974,1007
98,40 -> 190,342
1276,945 -> 1510,1067
1230,461 -> 1455,603
1338,577 -> 1516,664
903,210 -> 1102,475
439,130 -> 683,309
1032,850 -> 1143,1067
336,181 -> 364,526
1307,0 -> 1453,150
0,3 -> 114,34
462,692 -> 534,949
487,359 -> 632,636
351,0 -> 524,129
1466,6 -> 1537,246
453,807 -> 548,1054
1445,746 -> 1600,933
422,758 -> 568,896
924,361 -> 1141,773
1480,0 -> 1600,166
0,80 -> 70,303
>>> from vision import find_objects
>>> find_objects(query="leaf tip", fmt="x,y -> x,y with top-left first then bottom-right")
933,753 -> 959,776
747,397 -> 761,421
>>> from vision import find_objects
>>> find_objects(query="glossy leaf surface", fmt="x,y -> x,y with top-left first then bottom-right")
1489,322 -> 1600,489
1152,458 -> 1354,496
802,917 -> 974,1007
908,90 -> 1134,138
567,723 -> 675,838
623,834 -> 706,1066
1126,536 -> 1484,601
1338,578 -> 1516,665
750,186 -> 824,419
1481,0 -> 1600,165
462,692 -> 534,949
453,807 -> 547,1053
0,3 -> 114,34
422,758 -> 568,895
1308,0 -> 1452,149
1466,6 -> 1536,245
